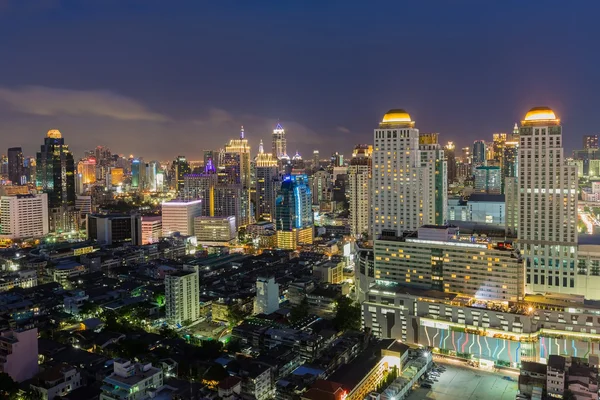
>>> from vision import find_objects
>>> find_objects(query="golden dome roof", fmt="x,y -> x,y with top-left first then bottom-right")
47,129 -> 62,139
382,109 -> 412,123
523,107 -> 559,124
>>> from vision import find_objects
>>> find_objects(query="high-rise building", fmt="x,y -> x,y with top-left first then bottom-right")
87,214 -> 142,245
518,107 -> 578,294
224,127 -> 251,225
474,166 -> 502,194
372,110 -> 447,237
172,155 -> 191,193
131,159 -> 141,188
109,167 -> 124,186
213,184 -> 243,227
272,122 -> 287,160
472,140 -> 486,170
77,157 -> 97,185
145,161 -> 158,191
492,133 -> 507,167
254,276 -> 279,314
194,216 -> 236,244
275,174 -> 313,249
254,140 -> 279,221
310,169 -> 330,206
7,147 -> 24,185
312,150 -> 320,172
204,150 -> 216,171
183,171 -> 218,216
444,142 -> 457,184
0,193 -> 49,239
36,129 -> 75,209
348,144 -> 372,237
584,135 -> 599,150
165,271 -> 200,326
141,216 -> 162,244
161,199 -> 203,236
505,176 -> 519,236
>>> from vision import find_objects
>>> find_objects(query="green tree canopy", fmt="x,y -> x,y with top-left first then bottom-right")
333,296 -> 361,332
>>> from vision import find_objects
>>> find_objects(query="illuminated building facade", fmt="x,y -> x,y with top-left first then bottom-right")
254,140 -> 279,221
109,167 -> 124,186
77,157 -> 97,185
584,135 -> 599,150
223,127 -> 251,226
172,155 -> 191,193
131,159 -> 142,189
372,110 -> 446,237
165,271 -> 200,326
0,193 -> 49,239
272,122 -> 287,160
275,174 -> 313,249
445,142 -> 457,184
36,129 -> 75,209
348,144 -> 372,237
474,166 -> 502,194
183,170 -> 217,216
518,107 -> 578,295
161,199 -> 203,236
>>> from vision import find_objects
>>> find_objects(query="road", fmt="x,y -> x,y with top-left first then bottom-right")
407,359 -> 518,400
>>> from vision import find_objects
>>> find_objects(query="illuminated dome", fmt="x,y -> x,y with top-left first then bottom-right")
523,107 -> 558,124
382,109 -> 412,123
47,129 -> 62,139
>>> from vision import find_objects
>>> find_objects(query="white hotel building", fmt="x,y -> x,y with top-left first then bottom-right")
161,199 -> 202,237
0,193 -> 48,239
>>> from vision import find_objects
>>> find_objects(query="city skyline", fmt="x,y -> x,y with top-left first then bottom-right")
1,1 -> 599,159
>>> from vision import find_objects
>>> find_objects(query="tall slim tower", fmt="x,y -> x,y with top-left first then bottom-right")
348,145 -> 372,237
254,140 -> 279,221
172,156 -> 191,193
444,142 -> 457,184
372,109 -> 446,237
36,129 -> 75,209
224,126 -> 252,225
275,174 -> 313,249
7,147 -> 24,185
518,107 -> 578,294
272,122 -> 287,159
472,140 -> 486,170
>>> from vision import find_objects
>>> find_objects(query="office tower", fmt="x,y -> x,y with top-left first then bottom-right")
255,140 -> 279,221
312,150 -> 320,171
291,151 -> 305,174
131,159 -> 141,188
204,150 -> 216,170
172,155 -> 191,193
94,146 -> 111,166
373,226 -> 524,301
109,167 -> 124,186
254,276 -> 280,314
474,165 -> 502,194
330,152 -> 344,167
7,147 -> 24,185
444,142 -> 457,184
0,155 -> 8,179
0,193 -> 49,239
77,157 -> 97,185
372,110 -> 447,237
213,184 -> 243,227
272,122 -> 287,159
141,216 -> 162,244
472,140 -> 486,170
224,126 -> 252,226
75,195 -> 91,224
194,216 -> 236,244
161,199 -> 203,236
0,328 -> 39,382
584,135 -> 599,150
311,168 -> 330,205
505,176 -> 518,236
165,271 -> 200,326
24,156 -> 36,184
518,107 -> 578,294
503,136 -> 519,179
183,171 -> 218,216
275,174 -> 313,249
87,214 -> 142,245
348,144 -> 372,237
36,129 -> 75,208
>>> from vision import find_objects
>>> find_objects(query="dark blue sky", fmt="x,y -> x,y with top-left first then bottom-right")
0,0 -> 598,160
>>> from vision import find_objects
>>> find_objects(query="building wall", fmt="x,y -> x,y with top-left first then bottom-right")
161,200 -> 202,236
0,194 -> 49,239
0,328 -> 39,382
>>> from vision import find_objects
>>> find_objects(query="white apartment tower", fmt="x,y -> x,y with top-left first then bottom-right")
254,276 -> 279,315
518,107 -> 578,294
348,145 -> 372,237
372,109 -> 447,237
0,193 -> 49,239
165,271 -> 200,326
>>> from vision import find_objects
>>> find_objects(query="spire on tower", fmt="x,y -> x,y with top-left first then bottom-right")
240,125 -> 245,139
259,140 -> 264,154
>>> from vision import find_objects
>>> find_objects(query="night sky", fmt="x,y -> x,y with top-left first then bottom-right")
1,0 -> 599,160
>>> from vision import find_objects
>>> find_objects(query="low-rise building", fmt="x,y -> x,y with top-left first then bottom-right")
30,364 -> 82,400
0,327 -> 39,382
194,216 -> 236,244
100,359 -> 164,400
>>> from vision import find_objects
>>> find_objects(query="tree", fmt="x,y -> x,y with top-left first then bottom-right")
333,296 -> 361,332
226,304 -> 247,328
159,325 -> 179,339
79,301 -> 101,318
289,297 -> 309,324
0,372 -> 19,399
155,294 -> 165,307
563,390 -> 576,400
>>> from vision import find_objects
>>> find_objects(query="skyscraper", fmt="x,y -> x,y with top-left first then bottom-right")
165,271 -> 200,326
224,126 -> 251,225
254,140 -> 279,221
275,174 -> 313,249
472,140 -> 486,170
312,150 -> 320,172
131,159 -> 142,189
7,147 -> 24,185
584,135 -> 599,150
372,110 -> 447,237
183,171 -> 217,216
36,129 -> 75,209
444,142 -> 457,184
272,122 -> 287,160
474,166 -> 502,194
518,107 -> 578,294
77,157 -> 97,185
348,144 -> 372,237
172,155 -> 191,193
310,169 -> 330,206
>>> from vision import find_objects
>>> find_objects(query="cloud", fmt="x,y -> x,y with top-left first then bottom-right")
336,126 -> 351,134
0,86 -> 168,122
